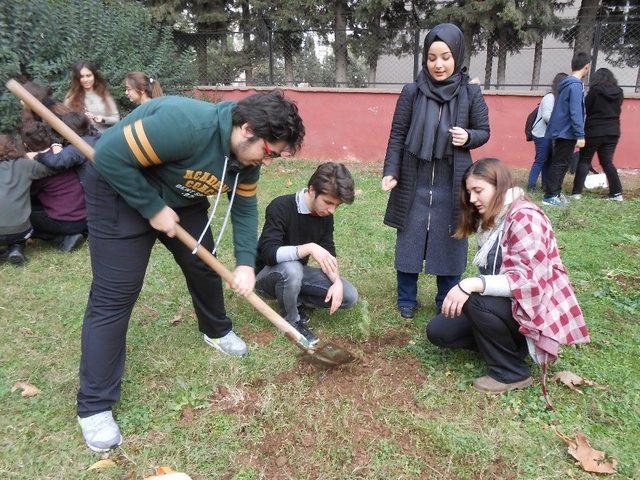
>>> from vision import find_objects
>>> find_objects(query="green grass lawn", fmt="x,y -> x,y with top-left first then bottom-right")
1,161 -> 639,479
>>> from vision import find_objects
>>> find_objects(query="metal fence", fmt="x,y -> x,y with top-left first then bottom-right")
174,19 -> 640,92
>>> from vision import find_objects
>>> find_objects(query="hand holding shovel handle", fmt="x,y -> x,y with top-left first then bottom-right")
6,79 -> 314,353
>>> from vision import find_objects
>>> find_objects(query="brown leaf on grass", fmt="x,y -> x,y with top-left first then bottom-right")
552,371 -> 606,393
87,459 -> 116,471
284,179 -> 293,188
141,305 -> 160,318
180,407 -> 194,423
11,382 -> 41,398
19,327 -> 35,336
554,427 -> 618,474
170,314 -> 183,326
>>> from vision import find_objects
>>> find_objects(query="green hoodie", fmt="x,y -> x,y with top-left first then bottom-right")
94,96 -> 260,266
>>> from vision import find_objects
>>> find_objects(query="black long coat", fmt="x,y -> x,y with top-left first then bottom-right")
382,80 -> 490,274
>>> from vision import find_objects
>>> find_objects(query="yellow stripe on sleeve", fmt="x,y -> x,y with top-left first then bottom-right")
235,182 -> 257,197
133,120 -> 162,165
123,124 -> 151,168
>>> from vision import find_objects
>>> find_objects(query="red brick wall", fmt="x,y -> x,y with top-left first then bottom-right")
195,87 -> 640,169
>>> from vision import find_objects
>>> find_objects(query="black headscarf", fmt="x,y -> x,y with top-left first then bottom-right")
405,23 -> 468,163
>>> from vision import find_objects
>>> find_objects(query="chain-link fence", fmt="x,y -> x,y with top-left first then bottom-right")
175,19 -> 640,92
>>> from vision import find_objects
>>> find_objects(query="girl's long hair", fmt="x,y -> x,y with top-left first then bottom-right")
454,158 -> 518,238
125,71 -> 163,100
590,67 -> 618,88
65,62 -> 111,112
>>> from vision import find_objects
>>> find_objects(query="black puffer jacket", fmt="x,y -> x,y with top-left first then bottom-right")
383,80 -> 490,230
584,84 -> 624,138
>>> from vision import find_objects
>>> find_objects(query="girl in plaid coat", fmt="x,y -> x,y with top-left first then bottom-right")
427,157 -> 589,395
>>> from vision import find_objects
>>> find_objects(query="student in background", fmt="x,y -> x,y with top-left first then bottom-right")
124,72 -> 163,105
0,134 -> 53,265
21,122 -> 87,253
571,68 -> 624,201
65,61 -> 120,133
542,52 -> 590,207
527,73 -> 567,192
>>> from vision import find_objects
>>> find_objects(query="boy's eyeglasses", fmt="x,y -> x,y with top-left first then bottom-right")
262,139 -> 280,159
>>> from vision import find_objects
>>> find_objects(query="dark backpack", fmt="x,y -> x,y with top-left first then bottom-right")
524,103 -> 542,141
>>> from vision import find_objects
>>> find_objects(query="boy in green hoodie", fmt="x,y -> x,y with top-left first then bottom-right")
77,90 -> 305,452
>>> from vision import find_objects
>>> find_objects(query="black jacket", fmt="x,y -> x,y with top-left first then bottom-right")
584,84 -> 624,138
382,80 -> 490,230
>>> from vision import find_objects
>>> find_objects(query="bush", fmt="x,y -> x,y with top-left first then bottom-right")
0,0 -> 195,132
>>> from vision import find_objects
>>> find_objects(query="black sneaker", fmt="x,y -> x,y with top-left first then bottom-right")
399,306 -> 416,319
298,306 -> 311,326
7,244 -> 26,266
292,320 -> 319,347
58,234 -> 85,253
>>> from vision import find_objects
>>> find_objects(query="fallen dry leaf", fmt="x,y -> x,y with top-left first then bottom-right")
170,314 -> 183,326
180,407 -> 194,423
284,179 -> 293,188
552,371 -> 605,393
87,459 -> 116,471
19,327 -> 35,336
11,382 -> 41,398
145,471 -> 193,480
155,466 -> 175,475
554,427 -> 618,474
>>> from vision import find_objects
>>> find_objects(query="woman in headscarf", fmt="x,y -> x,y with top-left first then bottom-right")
382,23 -> 490,319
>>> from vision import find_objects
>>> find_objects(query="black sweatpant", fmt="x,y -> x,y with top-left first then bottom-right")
30,205 -> 87,241
426,294 -> 530,383
572,135 -> 622,196
545,138 -> 577,197
77,164 -> 231,417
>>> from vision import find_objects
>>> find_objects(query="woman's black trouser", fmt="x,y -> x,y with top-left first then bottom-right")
571,135 -> 622,196
426,294 -> 530,383
77,164 -> 231,417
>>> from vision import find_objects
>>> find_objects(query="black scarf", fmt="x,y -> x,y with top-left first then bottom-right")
405,23 -> 467,163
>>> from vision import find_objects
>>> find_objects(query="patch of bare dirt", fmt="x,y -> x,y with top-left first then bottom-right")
237,327 -> 276,347
228,331 -> 457,479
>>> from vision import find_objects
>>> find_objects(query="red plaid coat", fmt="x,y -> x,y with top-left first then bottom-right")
501,200 -> 590,363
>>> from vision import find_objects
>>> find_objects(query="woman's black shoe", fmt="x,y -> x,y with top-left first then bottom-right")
399,306 -> 416,319
7,244 -> 26,266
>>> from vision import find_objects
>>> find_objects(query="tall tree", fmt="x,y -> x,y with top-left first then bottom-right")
334,0 -> 349,85
573,0 -> 603,56
599,0 -> 640,91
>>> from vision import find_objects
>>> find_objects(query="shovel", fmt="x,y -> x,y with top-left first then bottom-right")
7,79 -> 355,368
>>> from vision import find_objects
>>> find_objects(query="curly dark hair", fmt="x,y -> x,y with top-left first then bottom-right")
0,135 -> 25,162
20,121 -> 52,152
308,162 -> 355,205
590,68 -> 618,88
232,90 -> 305,153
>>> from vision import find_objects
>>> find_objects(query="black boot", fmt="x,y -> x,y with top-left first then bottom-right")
58,233 -> 85,253
7,244 -> 26,266
292,320 -> 319,347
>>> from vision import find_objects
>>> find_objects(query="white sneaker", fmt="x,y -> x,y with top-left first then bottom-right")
608,194 -> 624,202
558,194 -> 570,205
78,411 -> 122,452
204,330 -> 248,357
570,194 -> 582,200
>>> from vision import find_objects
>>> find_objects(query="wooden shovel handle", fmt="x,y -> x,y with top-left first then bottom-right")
6,79 -> 311,351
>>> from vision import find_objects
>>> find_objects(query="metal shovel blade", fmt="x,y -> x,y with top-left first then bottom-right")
299,341 -> 356,368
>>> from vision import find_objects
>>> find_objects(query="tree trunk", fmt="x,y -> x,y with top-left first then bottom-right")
636,65 -> 640,93
496,34 -> 507,89
484,37 -> 495,90
531,38 -> 543,91
283,35 -> 295,86
368,58 -> 377,86
573,0 -> 601,57
463,28 -> 474,70
241,0 -> 253,86
334,0 -> 348,86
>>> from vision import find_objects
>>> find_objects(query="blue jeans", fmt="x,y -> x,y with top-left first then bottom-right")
255,261 -> 358,324
397,270 -> 460,312
528,136 -> 552,191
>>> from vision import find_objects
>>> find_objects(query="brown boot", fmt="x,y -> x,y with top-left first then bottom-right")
473,375 -> 533,394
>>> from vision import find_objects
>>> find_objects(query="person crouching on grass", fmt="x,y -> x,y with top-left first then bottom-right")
426,158 -> 589,394
255,162 -> 358,346
76,90 -> 305,452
